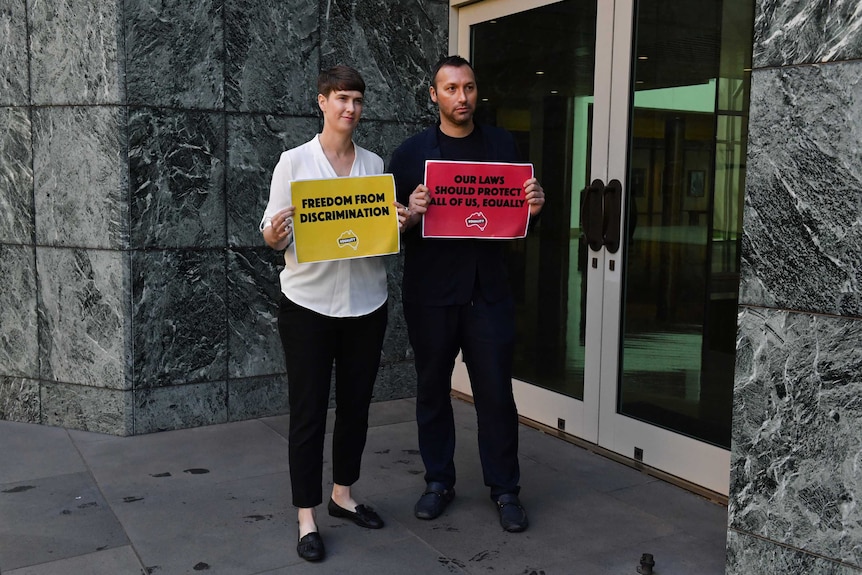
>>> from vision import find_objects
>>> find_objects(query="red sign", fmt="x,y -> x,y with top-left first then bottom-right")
422,160 -> 534,239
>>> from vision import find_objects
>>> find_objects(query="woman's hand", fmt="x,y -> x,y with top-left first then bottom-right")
263,206 -> 295,250
395,201 -> 410,232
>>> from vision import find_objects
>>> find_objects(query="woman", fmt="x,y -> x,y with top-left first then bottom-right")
260,65 -> 387,562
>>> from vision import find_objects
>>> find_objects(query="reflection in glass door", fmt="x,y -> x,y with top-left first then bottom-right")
619,0 -> 753,449
471,1 -> 598,403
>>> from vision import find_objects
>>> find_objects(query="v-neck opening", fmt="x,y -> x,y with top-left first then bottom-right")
315,134 -> 356,177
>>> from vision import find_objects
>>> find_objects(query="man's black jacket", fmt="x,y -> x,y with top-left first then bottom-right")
389,124 -> 522,306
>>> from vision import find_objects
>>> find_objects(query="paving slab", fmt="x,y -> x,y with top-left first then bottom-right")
101,468 -> 297,575
581,530 -> 729,575
0,472 -> 129,572
260,534 -> 468,575
72,419 -> 291,495
607,476 -> 729,541
1,422 -> 86,484
4,545 -> 145,575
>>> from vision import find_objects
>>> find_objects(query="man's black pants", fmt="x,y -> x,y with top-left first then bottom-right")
404,293 -> 521,500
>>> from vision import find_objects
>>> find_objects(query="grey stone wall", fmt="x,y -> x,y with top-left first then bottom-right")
0,0 -> 448,435
728,0 -> 862,572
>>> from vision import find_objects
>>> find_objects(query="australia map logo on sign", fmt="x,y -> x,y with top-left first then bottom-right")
465,212 -> 488,231
337,230 -> 359,250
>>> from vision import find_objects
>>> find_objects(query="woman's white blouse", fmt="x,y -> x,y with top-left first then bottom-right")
260,135 -> 388,318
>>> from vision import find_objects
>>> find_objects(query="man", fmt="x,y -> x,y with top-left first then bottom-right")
390,55 -> 545,533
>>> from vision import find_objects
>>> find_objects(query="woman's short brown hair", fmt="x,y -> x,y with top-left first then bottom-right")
317,65 -> 366,96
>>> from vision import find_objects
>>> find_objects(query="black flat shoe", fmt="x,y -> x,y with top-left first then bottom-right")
327,498 -> 384,529
297,531 -> 325,562
495,493 -> 528,533
414,482 -> 455,520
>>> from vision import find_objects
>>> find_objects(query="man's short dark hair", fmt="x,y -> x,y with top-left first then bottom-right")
431,55 -> 476,88
317,65 -> 366,96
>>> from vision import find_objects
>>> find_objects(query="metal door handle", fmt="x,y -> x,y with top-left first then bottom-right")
583,179 -> 605,252
603,179 -> 622,254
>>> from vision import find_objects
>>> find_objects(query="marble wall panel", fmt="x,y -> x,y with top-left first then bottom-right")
227,247 -> 283,379
754,0 -> 862,68
32,106 -> 128,249
320,0 -> 447,124
27,0 -> 123,106
226,114 -> 319,248
132,249 -> 227,388
354,119 -> 427,172
740,64 -> 862,317
37,247 -> 130,390
224,0 -> 319,114
0,106 -> 33,244
0,245 -> 37,378
42,383 -> 133,435
129,108 -> 225,249
0,0 -> 29,106
727,530 -> 862,575
373,360 -> 417,403
134,382 -> 227,433
124,0 -> 224,110
227,375 -> 288,421
0,377 -> 40,424
381,255 -> 409,362
731,307 -> 862,567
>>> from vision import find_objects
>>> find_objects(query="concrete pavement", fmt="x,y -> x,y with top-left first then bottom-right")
0,397 -> 728,574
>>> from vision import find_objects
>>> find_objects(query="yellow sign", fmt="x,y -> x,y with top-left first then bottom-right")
291,174 -> 399,264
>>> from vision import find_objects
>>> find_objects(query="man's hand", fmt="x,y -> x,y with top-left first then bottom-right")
397,184 -> 429,231
524,178 -> 545,217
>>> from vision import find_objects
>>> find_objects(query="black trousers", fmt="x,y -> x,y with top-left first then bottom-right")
277,295 -> 388,508
403,293 -> 521,500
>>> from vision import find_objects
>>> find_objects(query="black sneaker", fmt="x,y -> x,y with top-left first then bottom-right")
495,493 -> 528,532
414,481 -> 455,520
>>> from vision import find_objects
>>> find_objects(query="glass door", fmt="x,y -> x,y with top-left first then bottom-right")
451,0 -> 610,443
601,0 -> 753,495
451,0 -> 752,496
